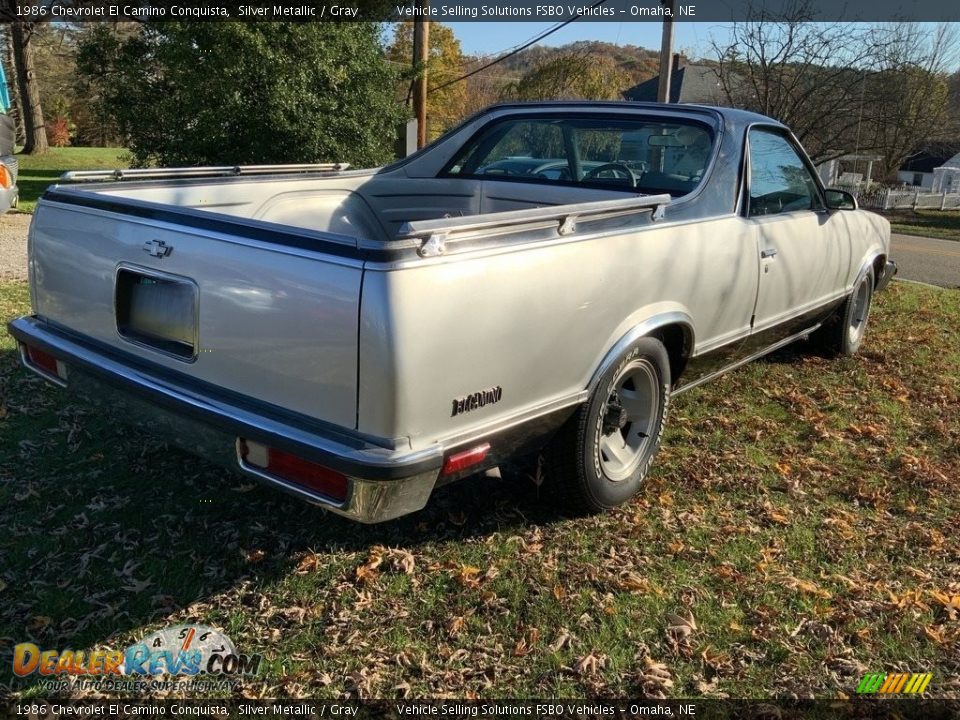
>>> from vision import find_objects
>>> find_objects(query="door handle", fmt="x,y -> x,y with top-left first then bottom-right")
760,248 -> 778,259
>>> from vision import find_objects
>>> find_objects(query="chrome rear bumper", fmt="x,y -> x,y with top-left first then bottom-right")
876,259 -> 898,292
8,315 -> 441,523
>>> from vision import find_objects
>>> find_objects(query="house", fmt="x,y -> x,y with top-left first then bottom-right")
932,151 -> 960,194
898,147 -> 959,189
622,56 -> 730,105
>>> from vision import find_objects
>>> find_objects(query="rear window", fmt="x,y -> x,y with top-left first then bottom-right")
446,116 -> 714,196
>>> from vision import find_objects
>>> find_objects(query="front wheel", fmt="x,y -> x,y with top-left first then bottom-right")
545,337 -> 671,514
815,268 -> 874,357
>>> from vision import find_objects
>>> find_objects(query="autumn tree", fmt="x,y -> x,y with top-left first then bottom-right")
387,21 -> 466,139
500,50 -> 631,102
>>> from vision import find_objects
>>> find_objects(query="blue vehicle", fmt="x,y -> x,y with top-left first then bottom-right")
0,62 -> 19,213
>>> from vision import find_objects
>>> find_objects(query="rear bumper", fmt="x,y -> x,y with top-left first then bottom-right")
8,315 -> 441,523
876,259 -> 897,292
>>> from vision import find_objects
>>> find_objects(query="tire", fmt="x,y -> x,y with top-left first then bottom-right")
815,268 -> 874,357
545,337 -> 671,514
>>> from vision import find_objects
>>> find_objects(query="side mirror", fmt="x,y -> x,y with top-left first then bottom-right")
824,188 -> 857,210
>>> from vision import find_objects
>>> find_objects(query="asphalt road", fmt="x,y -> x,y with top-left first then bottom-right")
891,233 -> 960,289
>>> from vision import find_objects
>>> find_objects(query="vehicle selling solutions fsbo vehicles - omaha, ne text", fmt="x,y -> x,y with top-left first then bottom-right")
10,102 -> 896,522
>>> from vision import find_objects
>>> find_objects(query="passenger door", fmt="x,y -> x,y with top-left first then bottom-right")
748,128 -> 842,339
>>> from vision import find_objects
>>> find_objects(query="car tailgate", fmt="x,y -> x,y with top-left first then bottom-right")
28,193 -> 361,429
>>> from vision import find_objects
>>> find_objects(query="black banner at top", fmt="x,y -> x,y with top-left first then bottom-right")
2,0 -> 960,22
2,699 -> 960,719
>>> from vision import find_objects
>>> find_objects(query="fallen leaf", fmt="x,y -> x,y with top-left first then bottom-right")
666,610 -> 697,641
390,550 -> 416,575
295,554 -> 319,574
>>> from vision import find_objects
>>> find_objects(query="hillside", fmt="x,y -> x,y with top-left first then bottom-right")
466,40 -> 664,93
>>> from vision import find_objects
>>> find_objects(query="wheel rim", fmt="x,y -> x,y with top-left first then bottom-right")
848,278 -> 872,346
597,359 -> 660,482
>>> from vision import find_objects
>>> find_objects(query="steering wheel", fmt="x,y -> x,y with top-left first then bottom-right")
583,162 -> 639,187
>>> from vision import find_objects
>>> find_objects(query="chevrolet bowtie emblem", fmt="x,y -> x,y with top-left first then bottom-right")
143,239 -> 172,258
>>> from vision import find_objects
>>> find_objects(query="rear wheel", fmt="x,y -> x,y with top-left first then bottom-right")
545,337 -> 670,513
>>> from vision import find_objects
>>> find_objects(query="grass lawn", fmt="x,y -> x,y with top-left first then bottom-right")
13,147 -> 129,213
881,209 -> 960,242
1,281 -> 958,699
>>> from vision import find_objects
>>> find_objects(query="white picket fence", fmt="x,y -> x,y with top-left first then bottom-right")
853,188 -> 960,211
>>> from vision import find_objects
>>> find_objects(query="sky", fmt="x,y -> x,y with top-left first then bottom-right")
444,21 -> 732,59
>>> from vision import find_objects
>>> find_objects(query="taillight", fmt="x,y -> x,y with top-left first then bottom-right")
238,439 -> 348,502
22,343 -> 67,381
0,165 -> 10,190
441,443 -> 491,476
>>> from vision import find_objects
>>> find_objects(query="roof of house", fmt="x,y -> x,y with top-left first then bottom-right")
940,151 -> 960,169
622,64 -> 729,104
900,146 -> 960,173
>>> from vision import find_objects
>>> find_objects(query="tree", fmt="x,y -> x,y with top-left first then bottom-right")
8,19 -> 48,154
72,23 -> 137,146
76,22 -> 405,168
862,24 -> 958,180
712,4 -> 887,164
500,50 -> 631,102
711,2 -> 959,175
387,21 -> 466,140
2,0 -> 101,154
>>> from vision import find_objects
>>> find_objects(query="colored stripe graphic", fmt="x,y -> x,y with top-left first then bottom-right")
856,673 -> 885,694
879,674 -> 898,694
857,672 -> 932,695
893,674 -> 909,693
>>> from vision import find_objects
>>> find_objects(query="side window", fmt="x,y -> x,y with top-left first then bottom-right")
447,120 -> 568,181
748,129 -> 821,217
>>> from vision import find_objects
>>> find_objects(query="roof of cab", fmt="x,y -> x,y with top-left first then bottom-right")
478,100 -> 786,132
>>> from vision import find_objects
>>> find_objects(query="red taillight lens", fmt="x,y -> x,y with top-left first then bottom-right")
239,439 -> 348,502
0,165 -> 10,190
441,443 -> 491,476
23,343 -> 66,380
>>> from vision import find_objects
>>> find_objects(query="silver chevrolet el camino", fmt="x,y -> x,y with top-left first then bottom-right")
10,102 -> 896,522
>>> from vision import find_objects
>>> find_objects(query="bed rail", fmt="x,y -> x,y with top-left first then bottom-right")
397,194 -> 672,257
59,163 -> 350,183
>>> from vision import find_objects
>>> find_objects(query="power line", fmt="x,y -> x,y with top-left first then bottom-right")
427,0 -> 607,95
460,20 -> 569,66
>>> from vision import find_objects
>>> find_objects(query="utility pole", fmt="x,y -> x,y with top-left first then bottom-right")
657,0 -> 675,103
412,12 -> 430,149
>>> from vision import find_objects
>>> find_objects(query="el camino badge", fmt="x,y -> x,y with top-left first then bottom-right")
451,386 -> 502,417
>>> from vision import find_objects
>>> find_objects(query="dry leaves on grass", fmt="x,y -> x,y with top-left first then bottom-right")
573,651 -> 607,676
637,656 -> 674,698
617,571 -> 662,595
931,590 -> 960,620
512,626 -> 541,657
782,575 -> 833,600
355,551 -> 384,584
666,610 -> 697,642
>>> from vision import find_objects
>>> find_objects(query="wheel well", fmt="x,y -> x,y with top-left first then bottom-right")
651,323 -> 692,383
871,254 -> 886,288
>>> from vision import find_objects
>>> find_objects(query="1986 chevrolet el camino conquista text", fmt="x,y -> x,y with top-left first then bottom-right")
10,102 -> 896,522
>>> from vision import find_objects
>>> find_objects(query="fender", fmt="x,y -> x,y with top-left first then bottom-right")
587,311 -> 695,392
853,250 -> 885,293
